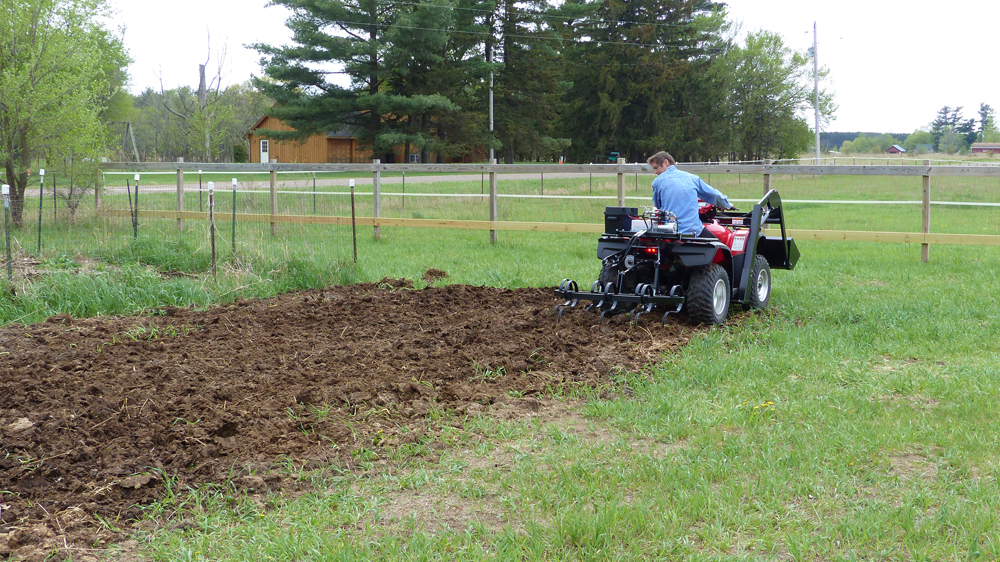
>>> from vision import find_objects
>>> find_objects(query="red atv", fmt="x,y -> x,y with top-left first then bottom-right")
556,190 -> 799,325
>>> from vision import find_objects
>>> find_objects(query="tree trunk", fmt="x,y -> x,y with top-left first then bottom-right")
199,64 -> 211,161
4,128 -> 30,226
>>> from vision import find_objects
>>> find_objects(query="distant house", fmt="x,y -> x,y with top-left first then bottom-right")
245,115 -> 370,164
886,145 -> 906,154
971,142 -> 1000,155
915,144 -> 934,154
245,113 -> 485,164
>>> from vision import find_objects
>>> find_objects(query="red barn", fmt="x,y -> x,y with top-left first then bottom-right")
971,143 -> 1000,155
886,145 -> 906,154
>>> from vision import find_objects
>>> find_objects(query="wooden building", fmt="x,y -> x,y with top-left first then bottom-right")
245,114 -> 486,164
971,142 -> 1000,155
885,144 -> 906,154
245,115 -> 370,164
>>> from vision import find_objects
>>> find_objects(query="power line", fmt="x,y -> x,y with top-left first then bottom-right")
384,0 -> 719,29
321,18 -> 723,50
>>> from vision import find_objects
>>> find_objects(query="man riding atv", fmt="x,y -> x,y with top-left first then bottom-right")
648,151 -> 734,238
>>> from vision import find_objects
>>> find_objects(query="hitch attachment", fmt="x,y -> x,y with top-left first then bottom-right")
555,279 -> 684,327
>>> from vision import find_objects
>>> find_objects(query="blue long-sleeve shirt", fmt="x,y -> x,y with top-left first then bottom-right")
651,166 -> 732,235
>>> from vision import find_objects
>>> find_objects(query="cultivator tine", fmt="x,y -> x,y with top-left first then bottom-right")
597,283 -> 619,325
554,279 -> 580,321
582,281 -> 603,314
631,284 -> 655,327
661,285 -> 684,325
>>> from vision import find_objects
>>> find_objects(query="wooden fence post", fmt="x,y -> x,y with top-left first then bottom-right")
373,159 -> 381,239
176,158 -> 185,231
763,159 -> 772,196
489,159 -> 497,244
95,169 -> 102,210
616,157 -> 625,206
922,159 -> 930,263
269,167 -> 277,237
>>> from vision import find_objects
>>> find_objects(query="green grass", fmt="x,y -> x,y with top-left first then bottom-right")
123,241 -> 1000,561
4,172 -> 1000,559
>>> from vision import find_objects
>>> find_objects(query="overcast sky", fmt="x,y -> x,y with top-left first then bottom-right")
109,0 -> 999,134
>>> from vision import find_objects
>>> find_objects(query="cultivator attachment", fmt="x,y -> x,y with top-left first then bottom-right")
554,279 -> 684,326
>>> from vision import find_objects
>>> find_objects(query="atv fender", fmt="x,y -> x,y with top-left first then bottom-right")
670,242 -> 728,268
597,238 -> 629,260
673,243 -> 735,293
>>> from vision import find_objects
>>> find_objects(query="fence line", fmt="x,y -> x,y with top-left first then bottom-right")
95,161 -> 1000,263
100,209 -> 1000,248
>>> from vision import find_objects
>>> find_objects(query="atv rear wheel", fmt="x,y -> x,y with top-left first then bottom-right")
598,262 -> 652,295
598,263 -> 618,290
686,264 -> 730,324
746,254 -> 771,309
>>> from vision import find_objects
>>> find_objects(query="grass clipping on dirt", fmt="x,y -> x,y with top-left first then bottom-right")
0,280 -> 698,557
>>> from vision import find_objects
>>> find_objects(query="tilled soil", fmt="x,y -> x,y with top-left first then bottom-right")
0,281 -> 699,559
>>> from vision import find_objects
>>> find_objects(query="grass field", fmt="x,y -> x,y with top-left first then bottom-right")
4,171 -> 1000,560
117,240 -> 1000,561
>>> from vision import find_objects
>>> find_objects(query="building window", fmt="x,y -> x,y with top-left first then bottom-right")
409,153 -> 419,163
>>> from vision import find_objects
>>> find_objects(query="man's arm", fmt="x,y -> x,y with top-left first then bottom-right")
694,177 -> 733,209
651,176 -> 664,210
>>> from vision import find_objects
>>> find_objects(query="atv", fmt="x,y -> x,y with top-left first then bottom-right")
555,189 -> 799,325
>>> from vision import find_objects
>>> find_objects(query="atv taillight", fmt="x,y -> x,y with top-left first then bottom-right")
642,247 -> 658,255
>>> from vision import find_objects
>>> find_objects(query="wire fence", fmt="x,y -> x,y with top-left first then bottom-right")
3,163 -> 1000,284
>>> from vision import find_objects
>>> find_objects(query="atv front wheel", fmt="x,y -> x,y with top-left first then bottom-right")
746,254 -> 771,310
686,264 -> 730,324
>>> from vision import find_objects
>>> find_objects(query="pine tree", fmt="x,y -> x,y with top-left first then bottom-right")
558,0 -> 728,163
252,0 -> 401,158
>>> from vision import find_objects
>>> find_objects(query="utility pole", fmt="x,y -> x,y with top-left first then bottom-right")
812,22 -> 820,164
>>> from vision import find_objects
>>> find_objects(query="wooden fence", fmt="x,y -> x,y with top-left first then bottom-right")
99,160 -> 1000,262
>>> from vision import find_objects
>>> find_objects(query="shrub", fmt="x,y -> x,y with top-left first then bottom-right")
232,144 -> 249,163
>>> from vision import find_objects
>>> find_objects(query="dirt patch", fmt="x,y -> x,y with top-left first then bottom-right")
422,268 -> 448,284
0,283 -> 699,559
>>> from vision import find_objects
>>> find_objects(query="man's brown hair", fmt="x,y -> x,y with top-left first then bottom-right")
646,151 -> 675,167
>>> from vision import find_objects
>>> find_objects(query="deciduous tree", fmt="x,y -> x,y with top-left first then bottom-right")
720,31 -> 833,162
0,0 -> 129,225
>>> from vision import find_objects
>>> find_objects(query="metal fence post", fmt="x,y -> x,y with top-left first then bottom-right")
373,159 -> 381,239
922,159 -> 931,263
176,157 -> 185,231
37,170 -> 45,254
616,158 -> 625,206
2,184 -> 11,282
231,178 -> 237,254
209,182 -> 216,278
489,159 -> 498,244
270,167 -> 277,237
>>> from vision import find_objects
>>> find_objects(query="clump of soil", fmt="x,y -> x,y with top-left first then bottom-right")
422,268 -> 449,283
0,283 -> 698,559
